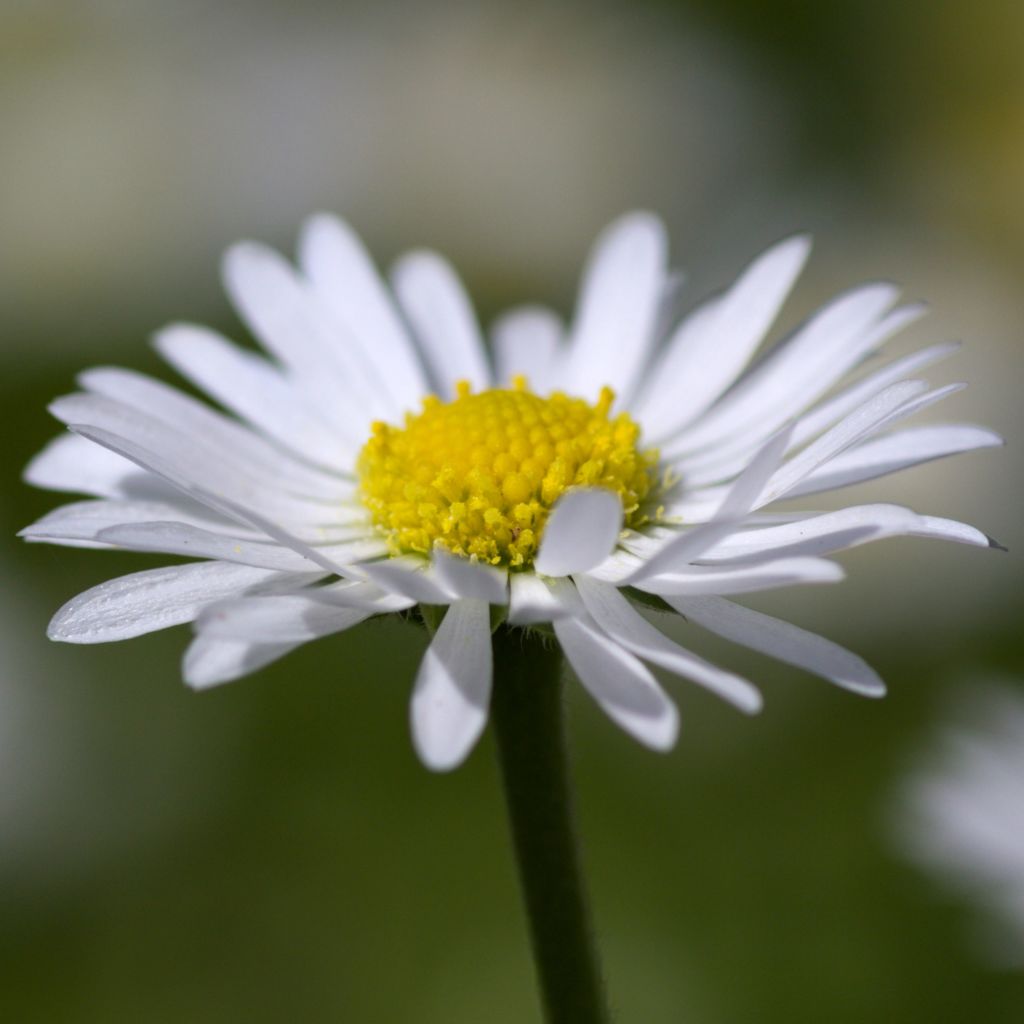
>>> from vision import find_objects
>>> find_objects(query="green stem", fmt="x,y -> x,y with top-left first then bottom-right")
491,626 -> 611,1024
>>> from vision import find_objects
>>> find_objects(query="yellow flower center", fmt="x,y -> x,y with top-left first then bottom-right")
357,378 -> 659,568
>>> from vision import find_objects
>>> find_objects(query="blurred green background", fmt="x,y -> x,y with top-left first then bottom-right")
2,1 -> 1022,1020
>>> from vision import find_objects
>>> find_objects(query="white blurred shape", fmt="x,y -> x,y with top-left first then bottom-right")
891,681 -> 1024,968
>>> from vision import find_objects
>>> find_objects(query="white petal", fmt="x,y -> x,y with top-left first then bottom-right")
574,576 -> 762,713
357,557 -> 456,605
24,432 -> 163,500
507,573 -> 573,625
791,341 -> 960,447
561,212 -> 667,405
391,250 -> 490,397
96,521 -> 384,571
670,335 -> 956,489
48,562 -> 317,643
79,366 -> 350,499
50,393 -> 345,523
154,323 -> 349,472
66,423 -> 358,578
20,498 -> 243,545
298,213 -> 429,414
700,503 -> 992,563
430,548 -> 509,604
410,599 -> 493,772
667,595 -> 886,697
183,634 -> 304,690
553,614 -> 679,750
624,427 -> 793,583
223,243 -> 379,437
196,593 -> 373,642
490,305 -> 564,393
637,234 -> 811,438
664,284 -> 905,455
534,489 -> 624,578
788,424 -> 1004,498
755,379 -> 929,507
639,557 -> 845,596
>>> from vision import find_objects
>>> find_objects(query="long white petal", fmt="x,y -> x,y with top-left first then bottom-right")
639,557 -> 845,596
183,634 -> 304,690
79,366 -> 351,498
298,213 -> 429,415
787,424 -> 1004,498
664,285 -> 906,455
755,379 -> 929,507
561,212 -> 667,405
624,427 -> 793,583
96,521 -> 385,571
20,499 -> 244,545
24,433 -> 164,500
637,235 -> 811,438
700,503 -> 992,563
667,594 -> 886,697
410,599 -> 493,772
222,241 -> 378,435
490,305 -> 564,393
67,424 -> 359,578
671,338 -> 959,488
48,563 -> 318,643
534,489 -> 623,578
553,614 -> 679,750
391,250 -> 490,397
196,593 -> 373,642
154,323 -> 349,472
574,576 -> 762,713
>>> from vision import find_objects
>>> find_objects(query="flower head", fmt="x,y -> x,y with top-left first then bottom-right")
22,213 -> 1002,769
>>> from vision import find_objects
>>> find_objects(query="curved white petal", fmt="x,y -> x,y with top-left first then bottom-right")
637,234 -> 811,439
490,305 -> 564,393
553,614 -> 679,750
196,593 -> 373,642
431,548 -> 509,604
560,212 -> 667,405
79,367 -> 350,499
20,498 -> 243,545
24,432 -> 165,500
48,563 -> 317,644
574,576 -> 762,713
625,427 -> 794,583
391,250 -> 490,397
534,488 -> 623,578
639,557 -> 845,596
788,424 -> 1004,498
700,503 -> 992,564
667,594 -> 886,697
357,557 -> 455,605
222,241 -> 377,435
755,379 -> 930,507
183,634 -> 304,690
410,599 -> 493,772
298,213 -> 429,415
50,393 -> 345,522
96,521 -> 385,571
154,323 -> 349,472
664,283 -> 905,455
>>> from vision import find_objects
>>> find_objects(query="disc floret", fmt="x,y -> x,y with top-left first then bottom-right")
358,378 -> 659,568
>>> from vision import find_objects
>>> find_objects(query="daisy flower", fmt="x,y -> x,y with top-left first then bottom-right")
891,683 -> 1024,967
22,213 -> 1002,770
